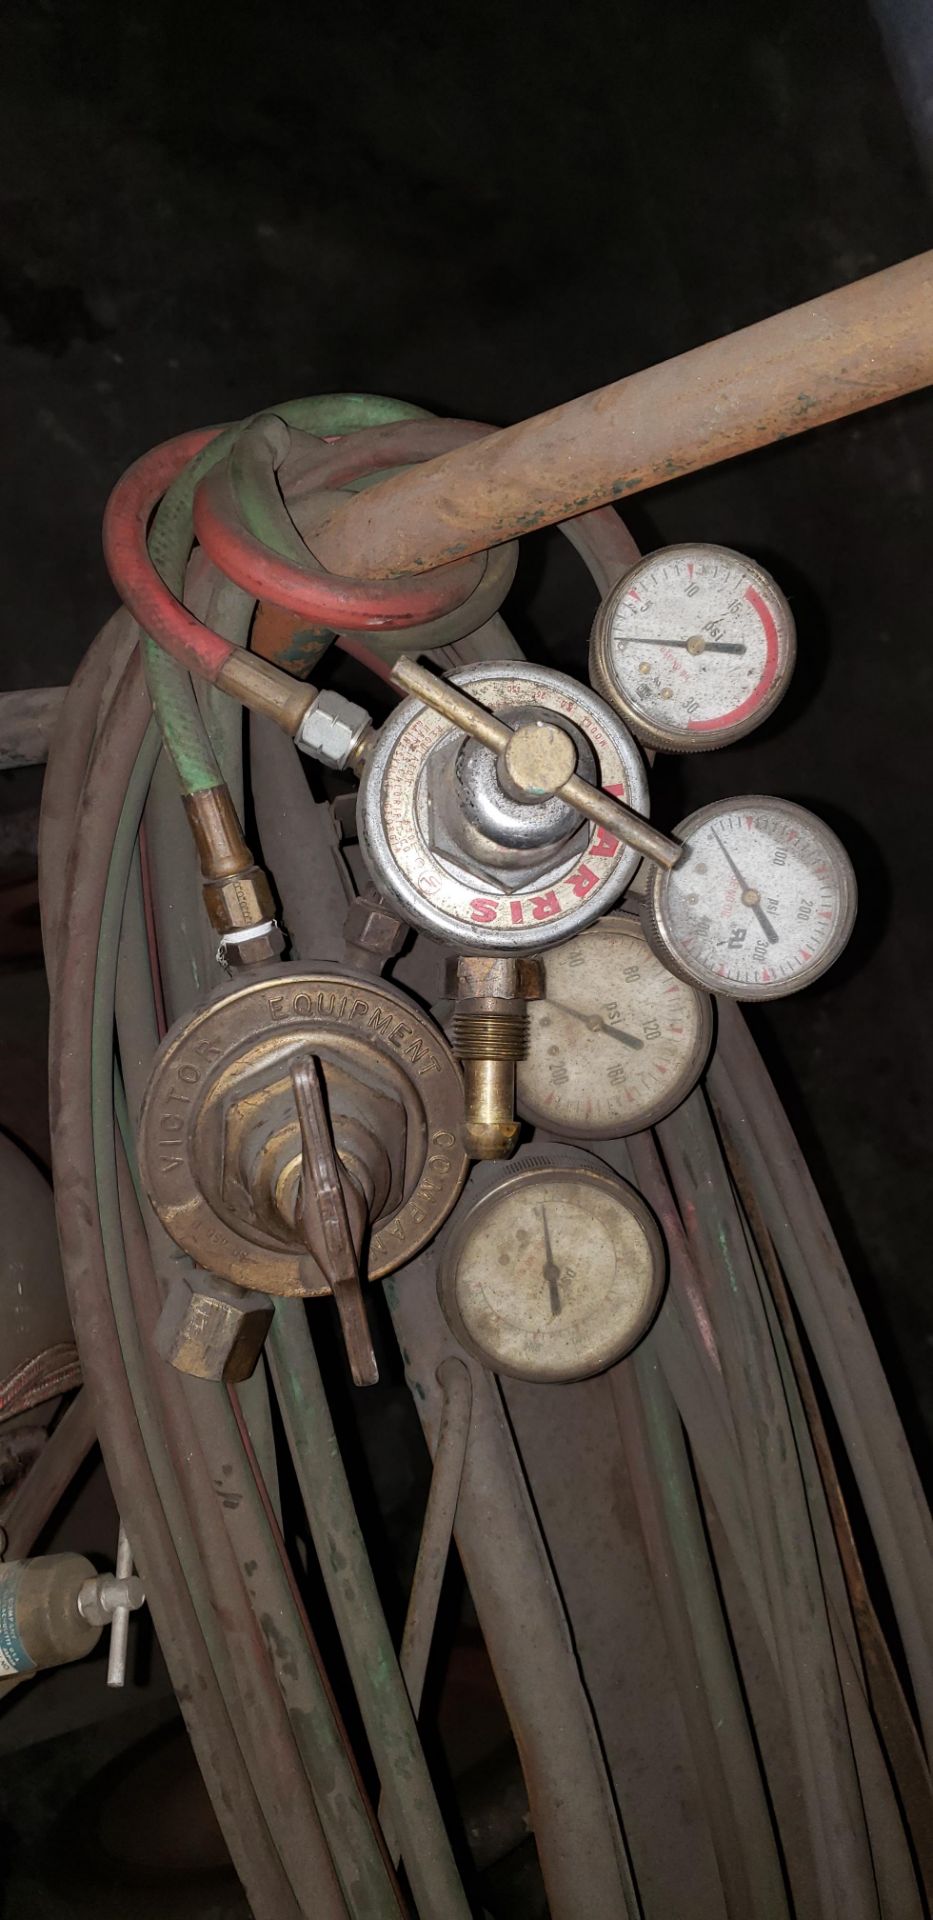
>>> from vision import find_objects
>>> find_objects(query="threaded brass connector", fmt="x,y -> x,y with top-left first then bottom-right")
183,784 -> 283,967
449,955 -> 542,1160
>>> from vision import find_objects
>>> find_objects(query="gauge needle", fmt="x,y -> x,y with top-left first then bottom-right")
625,637 -> 747,655
711,829 -> 779,944
548,1001 -> 644,1049
539,1207 -> 562,1317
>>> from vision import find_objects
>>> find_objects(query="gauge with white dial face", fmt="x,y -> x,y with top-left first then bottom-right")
438,1151 -> 666,1382
516,915 -> 712,1138
646,796 -> 856,1001
590,544 -> 795,752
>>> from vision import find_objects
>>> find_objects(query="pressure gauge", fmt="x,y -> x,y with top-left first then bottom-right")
646,796 -> 856,1001
516,915 -> 712,1138
590,544 -> 795,752
438,1147 -> 666,1382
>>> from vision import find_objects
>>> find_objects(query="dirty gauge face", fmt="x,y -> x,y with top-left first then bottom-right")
590,544 -> 795,752
438,1155 -> 666,1382
646,796 -> 857,1001
516,915 -> 712,1138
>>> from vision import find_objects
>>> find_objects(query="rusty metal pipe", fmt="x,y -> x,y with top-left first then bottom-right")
312,251 -> 933,576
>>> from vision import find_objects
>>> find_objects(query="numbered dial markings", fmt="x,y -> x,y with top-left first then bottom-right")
358,663 -> 649,951
590,544 -> 795,752
516,916 -> 712,1137
439,1155 -> 665,1382
646,797 -> 856,1001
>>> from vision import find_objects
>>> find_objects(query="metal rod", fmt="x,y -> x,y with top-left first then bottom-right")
313,251 -> 933,577
379,1357 -> 472,1867
398,1358 -> 472,1715
106,1519 -> 134,1687
268,1300 -> 473,1920
390,655 -> 681,867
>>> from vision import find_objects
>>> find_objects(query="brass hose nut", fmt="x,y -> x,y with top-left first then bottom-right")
201,866 -> 285,968
202,864 -> 276,935
155,1272 -> 274,1382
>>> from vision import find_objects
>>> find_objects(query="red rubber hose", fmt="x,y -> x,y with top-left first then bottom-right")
102,427 -> 236,682
193,444 -> 483,629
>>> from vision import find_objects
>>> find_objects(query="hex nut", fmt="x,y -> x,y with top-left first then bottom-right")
448,953 -> 544,1001
202,865 -> 276,936
343,894 -> 407,960
155,1273 -> 274,1382
222,924 -> 287,970
297,691 -> 372,770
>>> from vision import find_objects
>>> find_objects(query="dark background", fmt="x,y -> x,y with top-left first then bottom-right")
0,0 -> 931,1907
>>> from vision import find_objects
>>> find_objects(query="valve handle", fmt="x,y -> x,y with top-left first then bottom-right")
291,1056 -> 379,1387
389,656 -> 682,870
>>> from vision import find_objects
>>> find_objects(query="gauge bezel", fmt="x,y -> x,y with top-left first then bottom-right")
515,912 -> 713,1139
644,795 -> 857,1002
589,542 -> 796,754
438,1159 -> 666,1383
357,661 -> 648,951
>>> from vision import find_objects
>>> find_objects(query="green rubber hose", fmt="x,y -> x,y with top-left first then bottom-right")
143,394 -> 430,795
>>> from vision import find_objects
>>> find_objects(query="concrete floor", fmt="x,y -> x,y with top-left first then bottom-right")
1,0 -> 931,1904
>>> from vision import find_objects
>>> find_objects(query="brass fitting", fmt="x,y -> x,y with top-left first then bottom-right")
449,955 -> 543,1160
343,889 -> 408,974
183,784 -> 283,968
154,1272 -> 274,1382
201,865 -> 276,934
215,648 -> 316,736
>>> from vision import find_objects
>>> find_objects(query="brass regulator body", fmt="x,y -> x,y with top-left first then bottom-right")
138,967 -> 468,1299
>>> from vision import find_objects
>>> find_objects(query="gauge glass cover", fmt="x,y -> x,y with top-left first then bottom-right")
516,915 -> 712,1137
590,544 -> 795,752
439,1163 -> 665,1382
646,796 -> 856,1000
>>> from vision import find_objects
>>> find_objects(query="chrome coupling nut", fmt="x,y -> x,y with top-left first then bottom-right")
296,691 -> 372,771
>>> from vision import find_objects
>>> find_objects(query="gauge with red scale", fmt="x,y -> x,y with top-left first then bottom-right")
589,544 -> 795,752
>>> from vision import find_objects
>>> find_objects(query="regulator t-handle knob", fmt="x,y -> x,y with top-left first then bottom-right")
389,657 -> 681,870
291,1056 -> 379,1387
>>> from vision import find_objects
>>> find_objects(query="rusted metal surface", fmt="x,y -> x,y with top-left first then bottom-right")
310,251 -> 933,577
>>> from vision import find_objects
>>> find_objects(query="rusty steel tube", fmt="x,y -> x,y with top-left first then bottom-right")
312,251 -> 933,576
